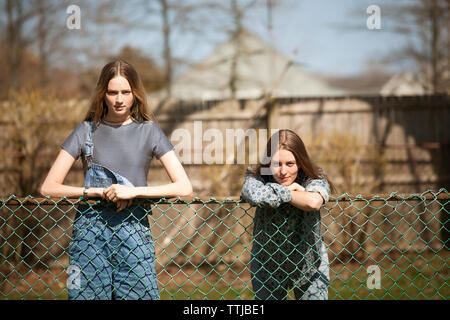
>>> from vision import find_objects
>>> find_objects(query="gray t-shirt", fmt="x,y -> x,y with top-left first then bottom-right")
61,120 -> 174,187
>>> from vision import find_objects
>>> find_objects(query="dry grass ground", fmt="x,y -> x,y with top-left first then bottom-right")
1,249 -> 447,300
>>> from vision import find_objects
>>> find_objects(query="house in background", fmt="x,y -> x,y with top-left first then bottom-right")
380,72 -> 426,96
151,30 -> 345,101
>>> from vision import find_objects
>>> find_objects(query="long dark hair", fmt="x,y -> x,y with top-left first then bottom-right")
84,60 -> 153,123
252,129 -> 336,192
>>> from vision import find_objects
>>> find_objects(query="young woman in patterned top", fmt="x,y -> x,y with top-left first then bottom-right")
241,129 -> 335,300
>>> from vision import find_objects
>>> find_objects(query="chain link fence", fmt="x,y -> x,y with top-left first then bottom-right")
0,190 -> 448,300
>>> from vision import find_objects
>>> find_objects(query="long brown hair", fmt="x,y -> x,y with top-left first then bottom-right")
84,60 -> 153,123
253,129 -> 336,192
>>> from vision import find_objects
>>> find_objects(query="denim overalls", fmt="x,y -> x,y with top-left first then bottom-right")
68,121 -> 160,300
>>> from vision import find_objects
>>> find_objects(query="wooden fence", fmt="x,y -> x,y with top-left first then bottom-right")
0,94 -> 449,196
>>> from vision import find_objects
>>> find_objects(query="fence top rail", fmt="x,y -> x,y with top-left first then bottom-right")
1,190 -> 448,207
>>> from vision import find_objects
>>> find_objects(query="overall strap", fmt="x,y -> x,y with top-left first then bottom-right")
85,121 -> 94,169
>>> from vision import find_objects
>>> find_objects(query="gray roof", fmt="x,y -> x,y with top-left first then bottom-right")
152,31 -> 345,100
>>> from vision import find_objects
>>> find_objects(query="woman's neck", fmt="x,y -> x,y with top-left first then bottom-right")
103,115 -> 133,125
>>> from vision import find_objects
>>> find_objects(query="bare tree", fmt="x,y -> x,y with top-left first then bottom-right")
121,0 -> 214,99
157,0 -> 214,98
0,0 -> 133,97
382,0 -> 450,93
3,0 -> 30,91
1,1 -> 67,92
34,0 -> 69,88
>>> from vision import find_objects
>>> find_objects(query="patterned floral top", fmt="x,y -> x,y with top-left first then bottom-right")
241,167 -> 330,289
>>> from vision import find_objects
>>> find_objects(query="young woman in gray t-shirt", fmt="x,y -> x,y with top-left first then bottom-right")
40,60 -> 192,300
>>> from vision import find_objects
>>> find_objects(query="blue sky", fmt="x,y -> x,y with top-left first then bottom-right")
244,0 -> 416,76
162,0 -> 416,77
71,0 -> 417,77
